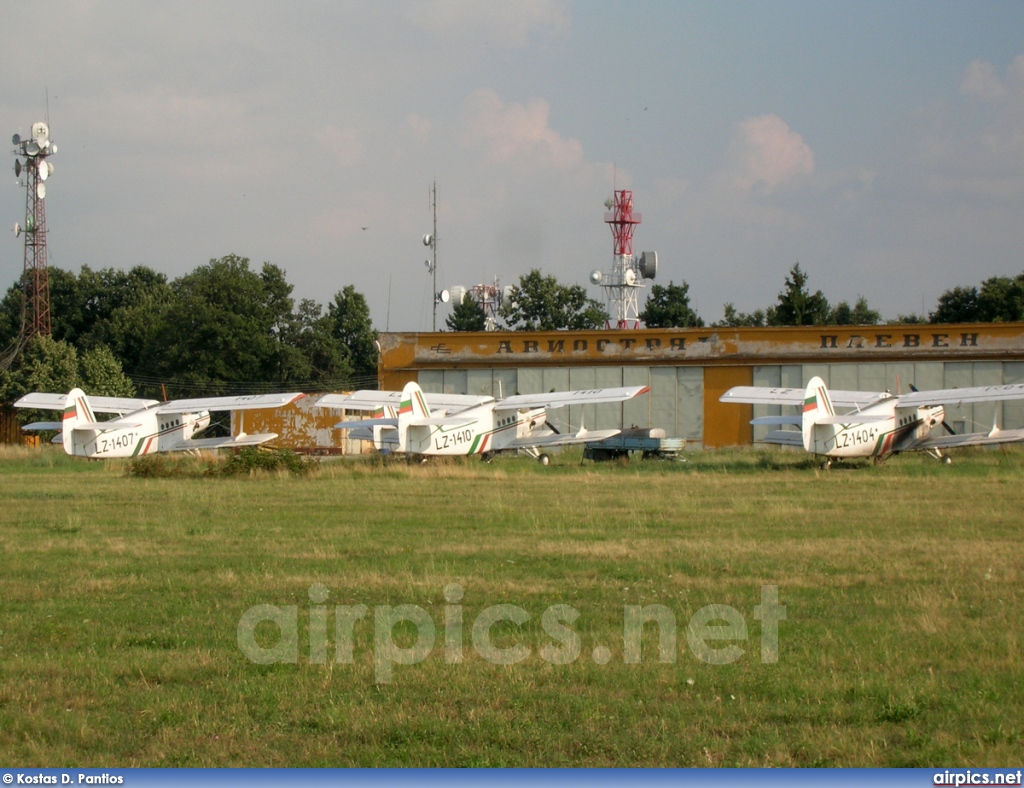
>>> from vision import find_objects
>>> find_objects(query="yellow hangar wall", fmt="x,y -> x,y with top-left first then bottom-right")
378,324 -> 1024,449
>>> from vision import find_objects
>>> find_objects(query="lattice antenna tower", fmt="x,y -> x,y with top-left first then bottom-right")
12,121 -> 56,340
590,189 -> 657,329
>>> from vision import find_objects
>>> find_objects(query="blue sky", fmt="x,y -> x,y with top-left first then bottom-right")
3,1 -> 1023,330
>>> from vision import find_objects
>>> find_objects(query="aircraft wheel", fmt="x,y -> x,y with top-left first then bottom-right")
943,456 -> 952,465
481,452 -> 494,464
538,453 -> 551,466
821,459 -> 832,470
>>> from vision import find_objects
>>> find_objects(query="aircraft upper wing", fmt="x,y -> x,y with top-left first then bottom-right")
497,386 -> 650,411
719,386 -> 891,410
317,390 -> 493,411
156,392 -> 305,414
14,392 -> 160,413
893,383 -> 1024,408
508,428 -> 622,450
915,426 -> 1024,450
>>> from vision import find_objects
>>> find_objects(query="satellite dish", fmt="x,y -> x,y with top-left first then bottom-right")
439,289 -> 450,304
14,223 -> 21,237
38,160 -> 48,181
502,285 -> 515,307
26,216 -> 35,232
50,144 -> 57,154
450,286 -> 466,305
14,160 -> 21,177
624,268 -> 637,286
32,122 -> 48,143
639,251 -> 658,280
25,141 -> 39,156
422,233 -> 433,246
423,259 -> 431,269
12,133 -> 20,145
589,269 -> 603,285
36,182 -> 46,200
46,162 -> 54,177
604,197 -> 614,210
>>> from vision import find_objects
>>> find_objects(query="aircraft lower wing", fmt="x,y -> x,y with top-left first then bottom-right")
335,418 -> 399,430
21,421 -> 63,431
915,427 -> 1024,450
762,430 -> 803,446
177,433 -> 279,450
509,428 -> 621,449
14,393 -> 160,413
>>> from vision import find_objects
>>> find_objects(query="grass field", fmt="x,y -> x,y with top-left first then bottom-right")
1,445 -> 1022,767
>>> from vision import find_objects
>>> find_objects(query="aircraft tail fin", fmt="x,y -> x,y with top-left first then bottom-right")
397,382 -> 431,452
62,387 -> 97,456
801,376 -> 834,452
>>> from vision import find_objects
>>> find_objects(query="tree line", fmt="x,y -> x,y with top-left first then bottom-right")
2,256 -> 1021,404
451,264 -> 1024,331
0,254 -> 378,403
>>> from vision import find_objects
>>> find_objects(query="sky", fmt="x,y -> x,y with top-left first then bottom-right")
3,0 -> 1024,331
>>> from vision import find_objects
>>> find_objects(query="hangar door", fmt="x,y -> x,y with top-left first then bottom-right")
703,366 -> 752,448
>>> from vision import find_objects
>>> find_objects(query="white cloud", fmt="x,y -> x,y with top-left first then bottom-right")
961,59 -> 1007,103
459,89 -> 584,170
727,114 -> 815,194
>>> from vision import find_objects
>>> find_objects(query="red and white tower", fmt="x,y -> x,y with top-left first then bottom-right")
591,189 -> 657,328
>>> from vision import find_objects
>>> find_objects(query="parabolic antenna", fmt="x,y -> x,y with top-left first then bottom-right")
639,251 -> 658,280
590,269 -> 603,285
604,197 -> 614,210
14,223 -> 21,237
439,289 -> 450,304
12,133 -> 20,145
450,286 -> 466,305
502,285 -> 515,307
46,161 -> 54,177
14,160 -> 21,177
422,233 -> 433,246
32,122 -> 48,143
25,141 -> 39,156
624,268 -> 637,286
38,160 -> 48,181
36,182 -> 46,200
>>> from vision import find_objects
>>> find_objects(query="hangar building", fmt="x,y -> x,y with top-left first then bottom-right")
375,323 -> 1024,449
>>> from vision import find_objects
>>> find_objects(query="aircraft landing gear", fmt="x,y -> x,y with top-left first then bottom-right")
538,453 -> 551,466
481,452 -> 495,464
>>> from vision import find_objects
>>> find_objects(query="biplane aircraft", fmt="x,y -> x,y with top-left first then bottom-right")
720,376 -> 1024,465
15,387 -> 305,458
319,381 -> 650,464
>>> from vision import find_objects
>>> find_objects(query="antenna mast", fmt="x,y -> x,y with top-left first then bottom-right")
12,121 -> 56,340
423,181 -> 448,330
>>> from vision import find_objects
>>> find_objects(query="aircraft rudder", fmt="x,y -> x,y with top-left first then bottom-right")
61,387 -> 94,456
801,376 -> 833,452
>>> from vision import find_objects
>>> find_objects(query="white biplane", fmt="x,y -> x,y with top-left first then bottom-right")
319,381 -> 650,464
15,387 -> 305,458
720,376 -> 1024,465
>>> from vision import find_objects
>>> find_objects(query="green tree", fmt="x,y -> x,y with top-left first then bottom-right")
640,281 -> 703,328
500,269 -> 609,330
145,255 -> 295,392
327,285 -> 378,380
828,295 -> 880,326
79,344 -> 137,398
766,263 -> 830,326
931,285 -> 980,323
715,303 -> 766,327
446,296 -> 488,331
